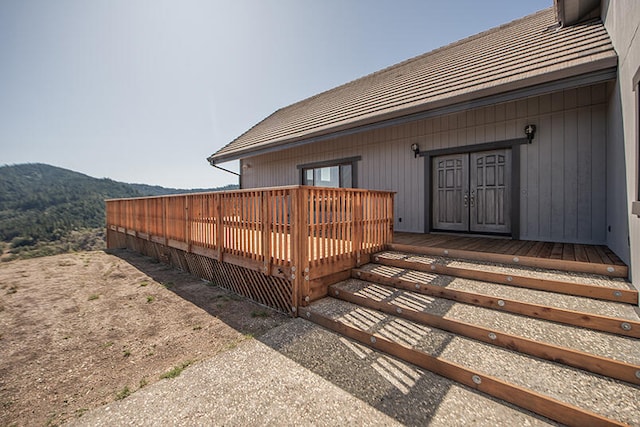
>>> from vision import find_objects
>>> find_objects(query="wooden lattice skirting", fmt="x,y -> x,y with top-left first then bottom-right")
107,229 -> 293,314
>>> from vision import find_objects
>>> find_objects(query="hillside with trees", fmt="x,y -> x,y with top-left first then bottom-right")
0,163 -> 237,259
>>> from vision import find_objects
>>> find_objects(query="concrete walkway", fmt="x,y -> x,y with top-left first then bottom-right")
70,323 -> 399,427
72,319 -> 553,426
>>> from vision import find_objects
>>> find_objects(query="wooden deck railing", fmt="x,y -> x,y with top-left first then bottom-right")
106,186 -> 394,312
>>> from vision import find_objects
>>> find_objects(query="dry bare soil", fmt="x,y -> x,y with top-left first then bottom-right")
0,250 -> 289,426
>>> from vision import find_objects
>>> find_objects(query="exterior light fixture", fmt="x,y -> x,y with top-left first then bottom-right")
411,143 -> 420,158
524,124 -> 536,143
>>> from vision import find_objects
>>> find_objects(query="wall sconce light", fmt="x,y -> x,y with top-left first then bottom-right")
242,163 -> 250,170
411,143 -> 420,158
524,124 -> 536,143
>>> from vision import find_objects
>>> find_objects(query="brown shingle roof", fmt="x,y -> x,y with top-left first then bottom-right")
208,7 -> 616,164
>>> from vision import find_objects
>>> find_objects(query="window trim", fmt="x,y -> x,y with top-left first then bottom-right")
297,156 -> 361,188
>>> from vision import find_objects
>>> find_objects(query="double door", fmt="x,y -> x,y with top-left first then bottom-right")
432,149 -> 511,234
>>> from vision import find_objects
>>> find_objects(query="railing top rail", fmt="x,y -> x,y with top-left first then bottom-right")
304,186 -> 396,195
104,186 -> 301,202
105,185 -> 395,203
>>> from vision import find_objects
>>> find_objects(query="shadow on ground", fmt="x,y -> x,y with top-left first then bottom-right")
112,248 -> 555,426
108,249 -> 289,338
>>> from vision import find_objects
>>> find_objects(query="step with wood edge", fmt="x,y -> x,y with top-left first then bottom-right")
333,278 -> 640,367
388,242 -> 628,278
329,279 -> 640,386
372,251 -> 638,305
263,317 -> 558,426
360,261 -> 638,319
353,264 -> 640,339
302,298 -> 639,427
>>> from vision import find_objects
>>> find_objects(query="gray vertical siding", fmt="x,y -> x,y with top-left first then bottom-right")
242,83 -> 609,244
603,0 -> 638,275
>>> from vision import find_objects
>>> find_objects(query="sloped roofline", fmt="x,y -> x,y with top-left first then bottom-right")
208,5 -> 617,165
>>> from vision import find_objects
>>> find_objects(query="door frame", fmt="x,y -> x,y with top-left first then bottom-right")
422,137 -> 525,238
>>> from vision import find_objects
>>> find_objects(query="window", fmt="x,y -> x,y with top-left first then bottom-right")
298,157 -> 360,188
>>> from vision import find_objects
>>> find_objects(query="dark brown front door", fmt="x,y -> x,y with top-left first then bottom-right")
432,149 -> 511,234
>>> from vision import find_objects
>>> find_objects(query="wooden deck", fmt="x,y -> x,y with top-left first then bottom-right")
106,186 -> 395,313
392,232 -> 628,278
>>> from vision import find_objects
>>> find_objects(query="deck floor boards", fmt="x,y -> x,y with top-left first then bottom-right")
393,232 -> 626,267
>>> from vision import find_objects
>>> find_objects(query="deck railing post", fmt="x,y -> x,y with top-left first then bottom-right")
185,195 -> 191,252
299,187 -> 310,306
144,198 -> 148,236
162,196 -> 168,246
261,190 -> 272,275
353,191 -> 363,266
289,187 -> 308,314
388,193 -> 394,247
215,193 -> 224,262
106,201 -> 112,248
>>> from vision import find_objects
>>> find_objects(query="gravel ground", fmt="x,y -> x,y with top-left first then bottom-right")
311,297 -> 640,426
69,318 -> 557,427
261,317 -> 556,427
70,331 -> 401,427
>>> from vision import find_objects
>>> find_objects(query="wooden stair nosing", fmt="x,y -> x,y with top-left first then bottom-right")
373,255 -> 638,305
388,243 -> 629,278
352,269 -> 640,339
302,308 -> 626,427
329,284 -> 640,386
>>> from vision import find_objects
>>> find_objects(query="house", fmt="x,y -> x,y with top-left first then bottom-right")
105,2 -> 639,421
207,0 -> 640,292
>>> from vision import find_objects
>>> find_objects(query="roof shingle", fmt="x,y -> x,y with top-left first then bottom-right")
209,7 -> 616,164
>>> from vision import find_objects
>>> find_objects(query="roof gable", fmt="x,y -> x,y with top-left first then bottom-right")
209,7 -> 616,164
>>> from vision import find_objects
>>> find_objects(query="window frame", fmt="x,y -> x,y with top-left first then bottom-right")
297,156 -> 361,189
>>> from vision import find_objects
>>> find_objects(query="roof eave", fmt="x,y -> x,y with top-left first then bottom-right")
208,56 -> 617,165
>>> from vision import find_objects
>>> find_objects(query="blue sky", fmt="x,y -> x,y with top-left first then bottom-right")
0,0 -> 551,188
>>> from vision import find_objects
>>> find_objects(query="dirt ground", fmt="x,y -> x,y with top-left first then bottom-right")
0,249 -> 289,427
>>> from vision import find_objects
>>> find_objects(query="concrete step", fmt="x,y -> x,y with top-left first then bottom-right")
302,296 -> 640,426
264,318 -> 558,426
352,263 -> 640,338
372,251 -> 637,305
329,279 -> 640,385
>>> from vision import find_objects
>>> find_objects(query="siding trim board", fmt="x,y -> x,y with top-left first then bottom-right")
296,156 -> 362,170
418,137 -> 529,158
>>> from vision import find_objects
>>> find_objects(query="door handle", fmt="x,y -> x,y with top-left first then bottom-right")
470,190 -> 475,208
463,191 -> 469,207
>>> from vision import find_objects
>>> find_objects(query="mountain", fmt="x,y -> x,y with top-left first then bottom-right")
129,182 -> 238,196
0,163 -> 237,246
